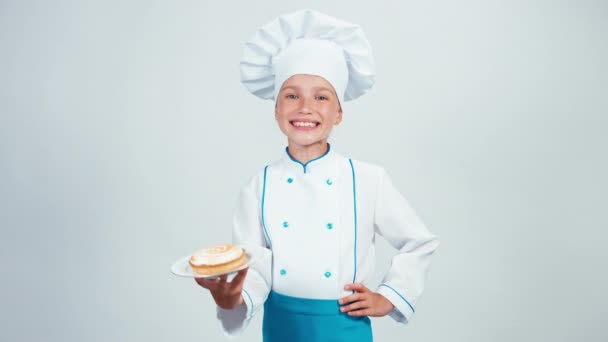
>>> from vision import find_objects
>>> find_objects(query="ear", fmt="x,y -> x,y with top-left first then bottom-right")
335,105 -> 343,125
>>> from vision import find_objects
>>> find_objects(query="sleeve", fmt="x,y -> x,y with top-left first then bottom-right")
373,168 -> 439,324
215,176 -> 273,337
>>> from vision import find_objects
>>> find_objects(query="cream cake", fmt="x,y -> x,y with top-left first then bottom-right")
189,243 -> 247,276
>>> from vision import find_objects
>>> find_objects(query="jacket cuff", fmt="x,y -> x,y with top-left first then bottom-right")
215,288 -> 255,337
377,284 -> 414,324
216,303 -> 248,337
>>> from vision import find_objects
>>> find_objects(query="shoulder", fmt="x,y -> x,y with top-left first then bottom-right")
337,153 -> 386,182
334,153 -> 391,198
238,166 -> 268,199
348,157 -> 384,174
238,156 -> 283,197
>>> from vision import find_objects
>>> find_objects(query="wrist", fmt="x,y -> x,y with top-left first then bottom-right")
216,294 -> 245,310
376,292 -> 395,315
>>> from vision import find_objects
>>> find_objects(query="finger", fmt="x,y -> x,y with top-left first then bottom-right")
347,308 -> 372,317
338,292 -> 364,305
340,300 -> 369,313
194,277 -> 219,289
344,283 -> 369,293
218,274 -> 228,284
231,267 -> 249,285
195,276 -> 219,285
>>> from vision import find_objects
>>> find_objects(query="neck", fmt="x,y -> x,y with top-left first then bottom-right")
286,141 -> 329,164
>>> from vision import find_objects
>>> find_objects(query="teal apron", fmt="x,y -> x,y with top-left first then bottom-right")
263,290 -> 373,342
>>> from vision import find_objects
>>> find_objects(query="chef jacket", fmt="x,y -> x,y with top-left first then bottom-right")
215,146 -> 439,336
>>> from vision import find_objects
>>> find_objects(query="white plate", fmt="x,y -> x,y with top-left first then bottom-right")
170,249 -> 259,279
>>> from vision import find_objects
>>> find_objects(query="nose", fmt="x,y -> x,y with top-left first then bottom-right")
298,97 -> 314,115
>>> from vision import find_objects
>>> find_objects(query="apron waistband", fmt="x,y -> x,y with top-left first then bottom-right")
266,290 -> 342,316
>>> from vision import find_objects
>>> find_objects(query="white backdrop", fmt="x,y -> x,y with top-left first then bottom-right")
1,1 -> 607,341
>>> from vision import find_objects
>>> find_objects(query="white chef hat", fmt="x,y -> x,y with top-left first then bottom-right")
240,9 -> 375,105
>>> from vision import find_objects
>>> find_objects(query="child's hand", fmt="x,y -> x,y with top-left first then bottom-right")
194,267 -> 249,309
339,283 -> 394,317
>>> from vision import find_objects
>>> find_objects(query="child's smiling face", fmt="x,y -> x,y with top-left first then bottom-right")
275,74 -> 343,149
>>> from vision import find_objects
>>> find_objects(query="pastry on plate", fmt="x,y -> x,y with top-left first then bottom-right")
188,243 -> 247,276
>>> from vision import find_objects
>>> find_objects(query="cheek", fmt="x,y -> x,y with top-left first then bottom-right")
276,103 -> 296,119
319,108 -> 340,123
274,108 -> 288,121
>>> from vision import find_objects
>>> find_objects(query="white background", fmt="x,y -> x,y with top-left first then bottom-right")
1,1 -> 607,341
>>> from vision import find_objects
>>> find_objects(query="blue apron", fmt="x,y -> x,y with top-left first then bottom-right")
263,290 -> 373,342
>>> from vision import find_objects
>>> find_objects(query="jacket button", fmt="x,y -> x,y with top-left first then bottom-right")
282,221 -> 289,228
324,272 -> 332,278
287,178 -> 293,183
326,223 -> 333,230
280,269 -> 287,276
326,179 -> 333,186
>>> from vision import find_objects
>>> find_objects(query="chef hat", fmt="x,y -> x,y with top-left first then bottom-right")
240,9 -> 375,105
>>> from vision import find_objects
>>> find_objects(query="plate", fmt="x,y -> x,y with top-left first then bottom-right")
170,249 -> 259,279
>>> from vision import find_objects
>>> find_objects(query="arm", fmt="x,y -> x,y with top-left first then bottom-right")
215,177 -> 272,336
373,168 -> 440,324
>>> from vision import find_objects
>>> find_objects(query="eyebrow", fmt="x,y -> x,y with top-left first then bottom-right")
280,85 -> 334,93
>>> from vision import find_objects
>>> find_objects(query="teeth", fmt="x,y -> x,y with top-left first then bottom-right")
293,121 -> 317,127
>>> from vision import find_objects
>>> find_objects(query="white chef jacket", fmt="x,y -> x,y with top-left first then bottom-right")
216,146 -> 439,336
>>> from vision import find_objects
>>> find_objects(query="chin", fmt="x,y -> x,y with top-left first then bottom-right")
288,137 -> 327,148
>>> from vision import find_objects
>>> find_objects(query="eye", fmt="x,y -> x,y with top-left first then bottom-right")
316,95 -> 329,101
286,94 -> 298,99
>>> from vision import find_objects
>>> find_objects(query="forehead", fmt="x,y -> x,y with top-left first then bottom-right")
279,74 -> 337,93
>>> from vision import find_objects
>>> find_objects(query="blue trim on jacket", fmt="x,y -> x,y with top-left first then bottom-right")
285,143 -> 331,173
379,284 -> 415,313
261,165 -> 272,248
242,288 -> 254,317
349,159 -> 358,286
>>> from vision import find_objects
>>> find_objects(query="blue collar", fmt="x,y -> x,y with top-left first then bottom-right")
284,144 -> 333,174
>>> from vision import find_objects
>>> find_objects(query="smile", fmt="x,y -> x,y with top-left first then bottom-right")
291,121 -> 320,129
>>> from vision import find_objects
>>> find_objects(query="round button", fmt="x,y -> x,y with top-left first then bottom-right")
282,221 -> 289,228
287,178 -> 293,183
324,272 -> 332,278
326,179 -> 333,186
326,223 -> 333,230
280,269 -> 287,276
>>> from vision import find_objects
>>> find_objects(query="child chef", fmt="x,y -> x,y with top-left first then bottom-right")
195,9 -> 440,342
